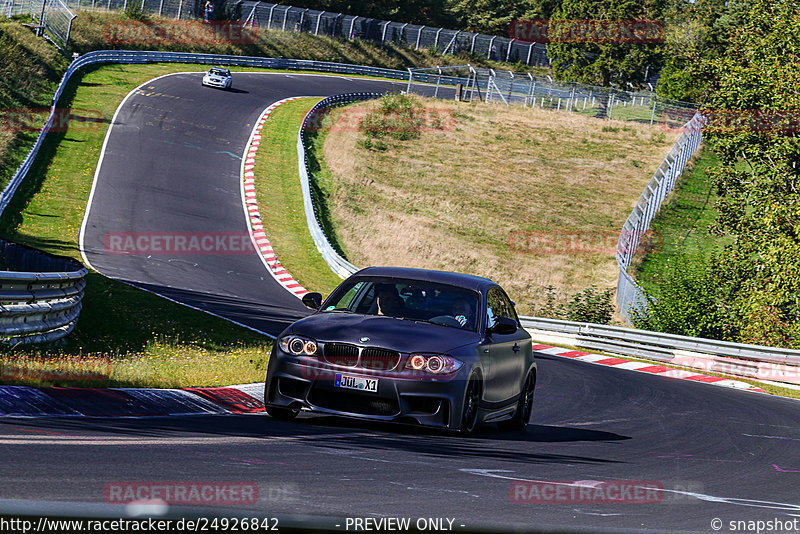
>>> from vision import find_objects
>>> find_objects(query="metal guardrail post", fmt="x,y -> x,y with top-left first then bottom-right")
415,25 -> 423,49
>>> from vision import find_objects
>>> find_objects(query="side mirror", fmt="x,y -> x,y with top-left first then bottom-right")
489,317 -> 518,336
301,292 -> 323,310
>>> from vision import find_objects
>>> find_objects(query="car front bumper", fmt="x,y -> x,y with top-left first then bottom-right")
202,78 -> 229,88
265,350 -> 471,430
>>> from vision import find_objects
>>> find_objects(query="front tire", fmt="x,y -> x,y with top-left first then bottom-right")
460,372 -> 482,435
499,371 -> 535,432
265,404 -> 299,420
264,375 -> 299,420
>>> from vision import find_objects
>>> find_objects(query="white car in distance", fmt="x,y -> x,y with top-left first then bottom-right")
202,67 -> 232,89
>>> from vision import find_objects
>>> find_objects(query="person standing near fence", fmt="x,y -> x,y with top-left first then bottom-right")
204,0 -> 214,23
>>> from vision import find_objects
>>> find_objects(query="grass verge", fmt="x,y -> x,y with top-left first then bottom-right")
316,96 -> 679,317
634,148 -> 729,293
251,98 -> 344,296
0,62 -> 277,388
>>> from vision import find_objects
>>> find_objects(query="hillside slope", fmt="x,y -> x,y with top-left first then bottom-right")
317,98 -> 679,316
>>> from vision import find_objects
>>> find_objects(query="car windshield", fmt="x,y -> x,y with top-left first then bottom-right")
209,69 -> 229,76
322,277 -> 481,331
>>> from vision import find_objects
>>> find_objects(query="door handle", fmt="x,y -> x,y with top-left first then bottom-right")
512,343 -> 520,352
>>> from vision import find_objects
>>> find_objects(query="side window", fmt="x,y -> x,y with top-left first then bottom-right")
335,281 -> 365,310
486,287 -> 518,328
498,289 -> 520,323
486,288 -> 505,328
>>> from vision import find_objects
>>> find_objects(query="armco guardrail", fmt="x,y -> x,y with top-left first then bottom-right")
520,316 -> 800,367
0,50 -> 412,221
297,93 -> 382,279
615,112 -> 704,323
0,51 -> 413,343
0,240 -> 87,345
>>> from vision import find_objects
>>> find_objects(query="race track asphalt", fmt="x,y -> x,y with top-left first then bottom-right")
5,72 -> 799,533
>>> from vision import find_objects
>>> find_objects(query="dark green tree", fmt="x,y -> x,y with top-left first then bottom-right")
656,0 -> 752,103
639,0 -> 800,348
546,0 -> 667,88
703,0 -> 800,347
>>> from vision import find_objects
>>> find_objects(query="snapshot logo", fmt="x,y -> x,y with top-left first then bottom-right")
104,482 -> 259,506
508,230 -> 662,256
0,362 -> 111,382
0,108 -> 104,133
509,19 -> 665,44
303,107 -> 456,133
103,21 -> 258,45
104,231 -> 253,256
510,480 -> 664,504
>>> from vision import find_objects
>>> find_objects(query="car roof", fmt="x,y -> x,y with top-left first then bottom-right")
352,266 -> 496,292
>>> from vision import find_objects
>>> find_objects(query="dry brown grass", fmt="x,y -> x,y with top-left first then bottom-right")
321,98 -> 678,315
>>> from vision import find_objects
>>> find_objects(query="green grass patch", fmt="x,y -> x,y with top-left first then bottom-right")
635,148 -> 729,293
251,98 -> 344,296
0,62 -> 276,387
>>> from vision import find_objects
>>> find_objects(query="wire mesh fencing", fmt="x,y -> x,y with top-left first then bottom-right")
234,1 -> 549,67
406,65 -> 696,127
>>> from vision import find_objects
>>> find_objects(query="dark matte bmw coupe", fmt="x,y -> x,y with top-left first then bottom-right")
264,266 -> 536,434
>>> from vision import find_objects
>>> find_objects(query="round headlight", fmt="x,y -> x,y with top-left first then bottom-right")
303,340 -> 318,355
409,354 -> 426,370
426,355 -> 444,373
289,337 -> 306,355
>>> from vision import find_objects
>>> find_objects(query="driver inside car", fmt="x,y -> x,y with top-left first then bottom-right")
376,285 -> 405,317
452,298 -> 473,329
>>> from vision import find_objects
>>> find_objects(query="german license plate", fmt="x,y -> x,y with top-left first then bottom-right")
334,374 -> 378,393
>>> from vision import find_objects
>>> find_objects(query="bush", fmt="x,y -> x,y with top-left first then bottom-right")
124,1 -> 148,20
630,253 -> 739,341
530,285 -> 615,325
565,286 -> 614,324
360,92 -> 426,140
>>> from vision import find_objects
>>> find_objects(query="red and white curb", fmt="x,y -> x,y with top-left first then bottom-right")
0,383 -> 266,417
241,97 -> 309,298
532,344 -> 768,394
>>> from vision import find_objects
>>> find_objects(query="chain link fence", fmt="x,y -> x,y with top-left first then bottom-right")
235,1 -> 549,67
3,0 -> 205,49
615,113 -> 704,322
406,65 -> 695,126
4,0 -> 77,49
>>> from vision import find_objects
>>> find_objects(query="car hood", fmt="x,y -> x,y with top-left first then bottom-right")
286,313 -> 481,353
